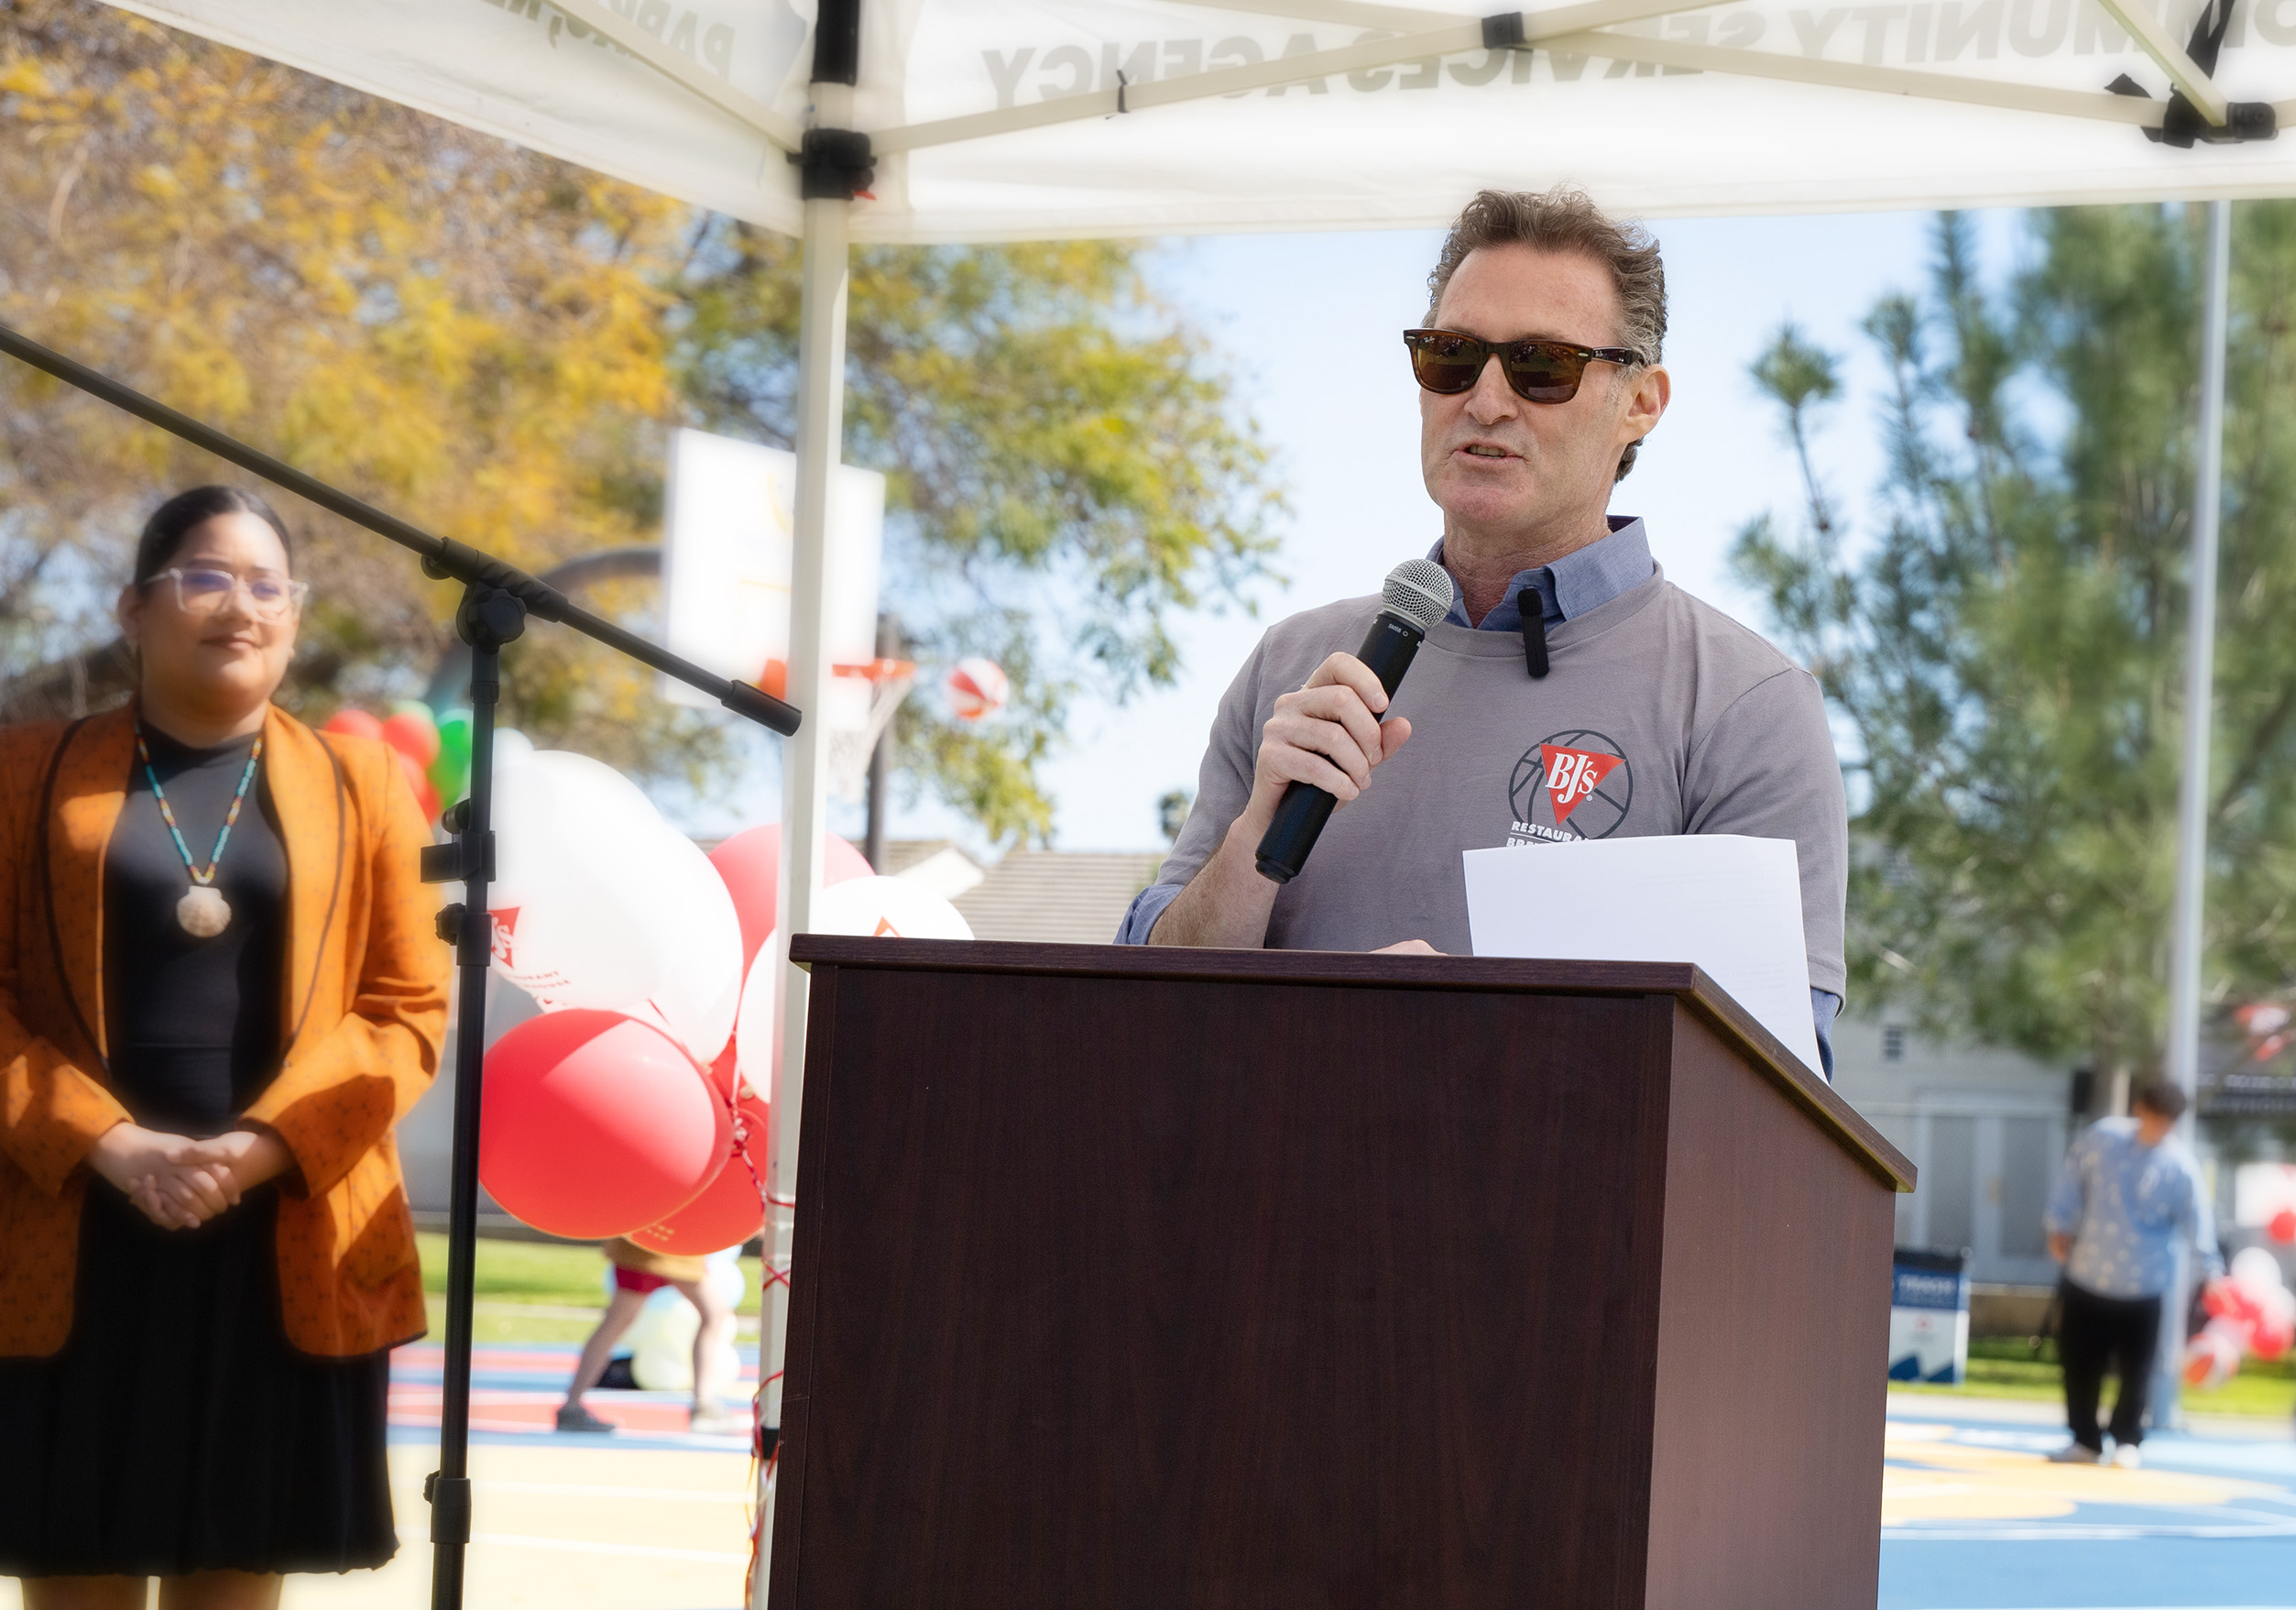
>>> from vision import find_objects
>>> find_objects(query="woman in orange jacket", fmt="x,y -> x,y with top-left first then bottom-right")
0,487 -> 449,1609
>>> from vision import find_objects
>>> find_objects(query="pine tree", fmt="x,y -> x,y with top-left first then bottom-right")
1737,208 -> 2296,1086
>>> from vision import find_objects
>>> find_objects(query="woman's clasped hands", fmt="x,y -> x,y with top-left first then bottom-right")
87,1122 -> 294,1230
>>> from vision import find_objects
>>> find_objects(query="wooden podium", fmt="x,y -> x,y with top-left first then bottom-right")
771,939 -> 1915,1610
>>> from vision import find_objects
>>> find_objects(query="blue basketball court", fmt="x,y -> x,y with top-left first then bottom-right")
27,1354 -> 2284,1609
367,1353 -> 2296,1609
1881,1395 -> 2296,1610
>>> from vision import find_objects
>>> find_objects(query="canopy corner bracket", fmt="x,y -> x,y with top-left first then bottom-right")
1482,11 -> 1532,50
2099,0 -> 2275,146
793,127 -> 878,200
2106,73 -> 2277,148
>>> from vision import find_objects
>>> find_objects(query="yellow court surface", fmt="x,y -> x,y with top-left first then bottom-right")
0,1440 -> 762,1610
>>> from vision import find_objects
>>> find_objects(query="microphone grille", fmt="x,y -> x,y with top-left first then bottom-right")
1383,558 -> 1454,632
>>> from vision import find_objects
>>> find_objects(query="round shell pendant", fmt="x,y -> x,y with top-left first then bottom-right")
177,883 -> 232,937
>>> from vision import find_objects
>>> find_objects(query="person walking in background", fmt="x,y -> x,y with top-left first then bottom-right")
2044,1079 -> 2221,1469
558,1237 -> 747,1436
0,487 -> 449,1608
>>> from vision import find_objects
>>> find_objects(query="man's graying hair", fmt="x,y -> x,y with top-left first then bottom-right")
1426,187 -> 1667,481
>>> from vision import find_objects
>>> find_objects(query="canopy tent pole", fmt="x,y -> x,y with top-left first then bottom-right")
760,0 -> 867,1598
757,160 -> 848,1610
2156,195 -> 2232,1431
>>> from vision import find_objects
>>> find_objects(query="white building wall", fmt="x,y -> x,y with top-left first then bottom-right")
1832,1014 -> 2072,1287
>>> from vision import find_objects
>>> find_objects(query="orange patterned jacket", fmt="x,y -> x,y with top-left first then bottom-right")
0,703 -> 449,1358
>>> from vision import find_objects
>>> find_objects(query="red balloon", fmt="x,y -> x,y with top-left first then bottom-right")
703,1039 -> 745,1103
394,750 -> 441,821
629,1045 -> 771,1254
708,824 -> 873,972
478,1010 -> 730,1239
705,1041 -> 773,1151
2203,1277 -> 2261,1325
381,709 -> 441,768
322,708 -> 385,741
2271,1207 -> 2296,1244
627,1145 -> 769,1254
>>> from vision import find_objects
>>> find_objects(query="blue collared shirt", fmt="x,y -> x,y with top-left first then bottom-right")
2046,1118 -> 2222,1300
1115,515 -> 1842,1075
1435,514 -> 1656,631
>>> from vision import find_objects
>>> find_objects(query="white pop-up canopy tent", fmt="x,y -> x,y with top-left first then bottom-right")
89,0 -> 2296,232
79,0 -> 2284,1585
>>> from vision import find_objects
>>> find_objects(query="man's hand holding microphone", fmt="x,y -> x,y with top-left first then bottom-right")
1149,559 -> 1452,951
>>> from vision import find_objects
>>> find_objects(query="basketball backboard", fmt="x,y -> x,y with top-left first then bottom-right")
658,426 -> 886,742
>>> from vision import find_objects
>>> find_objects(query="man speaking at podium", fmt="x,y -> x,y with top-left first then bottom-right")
1115,187 -> 1849,1076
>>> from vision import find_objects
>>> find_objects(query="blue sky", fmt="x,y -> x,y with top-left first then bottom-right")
696,205 -> 2028,854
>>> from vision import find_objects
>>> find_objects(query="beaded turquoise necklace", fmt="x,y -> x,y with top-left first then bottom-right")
136,721 -> 264,937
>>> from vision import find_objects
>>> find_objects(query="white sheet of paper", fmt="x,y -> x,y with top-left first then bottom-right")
1462,835 -> 1821,1076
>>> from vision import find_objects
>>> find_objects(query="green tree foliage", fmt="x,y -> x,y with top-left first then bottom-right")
1,0 -> 1281,838
1735,208 -> 2296,1079
678,226 -> 1281,843
0,0 -> 710,782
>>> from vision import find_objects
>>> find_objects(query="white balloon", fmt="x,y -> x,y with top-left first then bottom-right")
2231,1245 -> 2288,1295
704,1246 -> 748,1302
2185,1322 -> 2242,1391
487,882 -> 667,1013
486,749 -> 733,1024
490,749 -> 656,909
734,938 -> 782,1101
636,866 -> 744,1065
622,1286 -> 689,1388
627,1266 -> 746,1395
732,880 -> 973,1095
815,875 -> 975,942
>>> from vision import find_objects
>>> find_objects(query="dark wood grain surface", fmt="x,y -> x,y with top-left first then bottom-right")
771,949 -> 1904,1608
777,965 -> 1681,1608
1640,1006 -> 1896,1609
786,937 -> 1914,1192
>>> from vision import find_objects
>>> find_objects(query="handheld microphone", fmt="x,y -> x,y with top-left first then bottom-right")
1254,557 -> 1453,885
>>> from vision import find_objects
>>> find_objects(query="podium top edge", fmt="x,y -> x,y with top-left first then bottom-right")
790,934 -> 1707,993
788,937 -> 1916,1192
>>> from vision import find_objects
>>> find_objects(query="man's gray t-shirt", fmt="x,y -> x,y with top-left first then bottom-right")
1135,565 -> 1848,996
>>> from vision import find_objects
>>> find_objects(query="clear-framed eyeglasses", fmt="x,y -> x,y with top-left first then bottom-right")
152,566 -> 309,621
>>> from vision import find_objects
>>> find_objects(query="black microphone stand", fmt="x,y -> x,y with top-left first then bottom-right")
0,321 -> 804,1610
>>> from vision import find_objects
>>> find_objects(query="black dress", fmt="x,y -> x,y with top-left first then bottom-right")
0,726 -> 397,1577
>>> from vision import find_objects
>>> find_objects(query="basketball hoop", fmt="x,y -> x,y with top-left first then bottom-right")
828,657 -> 913,803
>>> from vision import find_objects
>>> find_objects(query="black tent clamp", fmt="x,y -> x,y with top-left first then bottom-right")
793,0 -> 876,199
2107,0 -> 2277,146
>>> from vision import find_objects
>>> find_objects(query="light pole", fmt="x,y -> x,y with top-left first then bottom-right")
2156,195 -> 2232,1431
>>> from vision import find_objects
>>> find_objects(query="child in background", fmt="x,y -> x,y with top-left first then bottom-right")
558,1237 -> 748,1435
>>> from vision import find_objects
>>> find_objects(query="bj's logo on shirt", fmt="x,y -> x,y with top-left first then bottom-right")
1507,730 -> 1634,845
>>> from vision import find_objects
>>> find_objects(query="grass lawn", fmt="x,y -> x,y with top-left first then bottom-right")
415,1301 -> 605,1344
1891,1336 -> 2296,1418
402,1237 -> 2296,1412
411,1233 -> 767,1344
416,1232 -> 615,1307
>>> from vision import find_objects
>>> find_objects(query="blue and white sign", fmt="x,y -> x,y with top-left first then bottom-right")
1887,1247 -> 1971,1385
